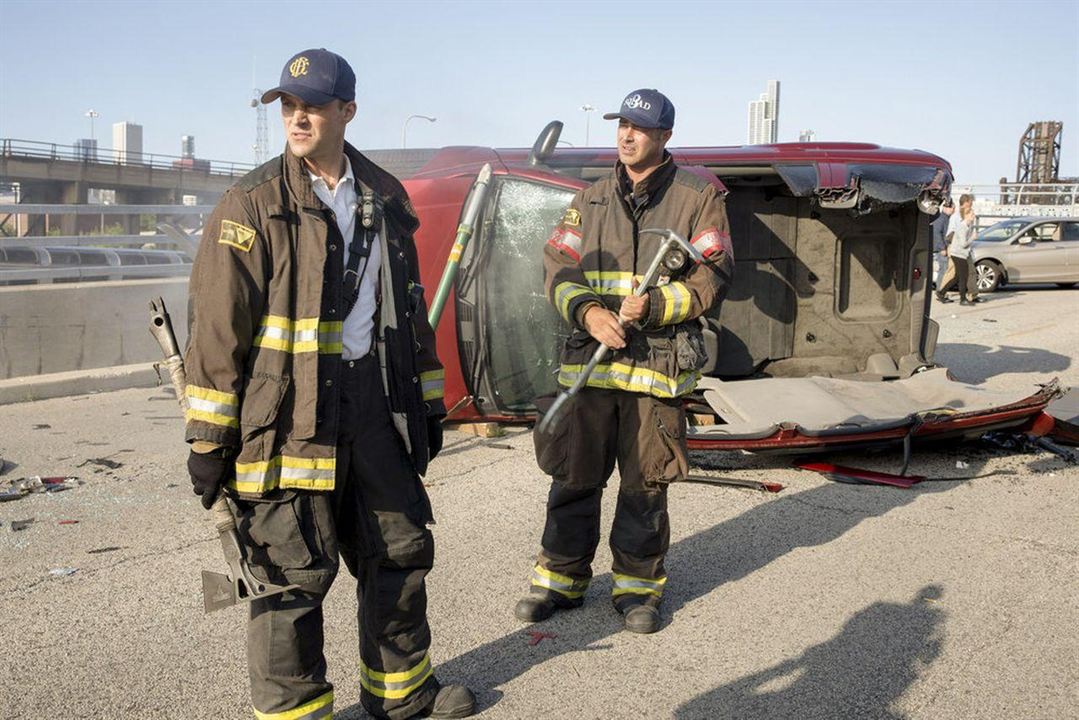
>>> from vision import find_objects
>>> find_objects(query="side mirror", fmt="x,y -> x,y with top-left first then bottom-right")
528,121 -> 563,167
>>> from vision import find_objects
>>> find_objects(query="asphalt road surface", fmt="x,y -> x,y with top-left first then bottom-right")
1,287 -> 1077,719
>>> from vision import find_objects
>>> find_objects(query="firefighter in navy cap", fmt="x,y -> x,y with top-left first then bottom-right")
517,88 -> 734,634
184,48 -> 474,719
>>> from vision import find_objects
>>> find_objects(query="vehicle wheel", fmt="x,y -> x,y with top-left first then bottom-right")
976,260 -> 1002,292
1056,282 -> 1077,289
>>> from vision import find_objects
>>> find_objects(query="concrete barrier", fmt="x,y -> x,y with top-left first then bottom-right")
0,277 -> 188,402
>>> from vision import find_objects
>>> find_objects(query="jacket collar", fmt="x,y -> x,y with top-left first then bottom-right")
281,142 -> 420,236
615,151 -> 676,210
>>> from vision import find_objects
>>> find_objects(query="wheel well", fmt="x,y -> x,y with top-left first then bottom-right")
979,257 -> 1007,283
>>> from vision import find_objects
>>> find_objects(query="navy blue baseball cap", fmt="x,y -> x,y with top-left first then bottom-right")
260,49 -> 356,106
603,89 -> 675,130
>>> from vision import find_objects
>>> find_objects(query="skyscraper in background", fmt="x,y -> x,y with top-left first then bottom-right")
112,121 -> 143,165
799,129 -> 816,142
747,80 -> 780,144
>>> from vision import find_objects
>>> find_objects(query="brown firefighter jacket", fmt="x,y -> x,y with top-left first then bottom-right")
544,154 -> 734,398
183,143 -> 445,496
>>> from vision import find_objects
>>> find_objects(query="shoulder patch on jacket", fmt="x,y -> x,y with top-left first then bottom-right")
562,208 -> 582,227
218,220 -> 257,252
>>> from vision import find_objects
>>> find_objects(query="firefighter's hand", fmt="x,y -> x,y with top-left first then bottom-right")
187,448 -> 234,510
584,305 -> 627,349
619,284 -> 650,324
427,416 -> 444,461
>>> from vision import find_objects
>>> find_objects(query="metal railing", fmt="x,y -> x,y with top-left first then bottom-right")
950,183 -> 1079,226
0,203 -> 203,284
1,138 -> 255,178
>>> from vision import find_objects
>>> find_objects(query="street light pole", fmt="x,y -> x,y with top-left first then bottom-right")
580,104 -> 595,146
85,109 -> 100,142
402,114 -> 437,149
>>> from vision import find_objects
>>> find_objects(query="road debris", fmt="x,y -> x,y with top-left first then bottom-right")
87,546 -> 124,555
685,474 -> 784,493
0,476 -> 82,501
48,567 -> 78,577
955,460 -> 970,470
527,630 -> 557,646
11,518 -> 35,532
796,461 -> 924,489
58,520 -> 79,525
76,457 -> 123,470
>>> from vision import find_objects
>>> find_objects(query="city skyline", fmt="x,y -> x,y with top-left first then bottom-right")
1,0 -> 1077,183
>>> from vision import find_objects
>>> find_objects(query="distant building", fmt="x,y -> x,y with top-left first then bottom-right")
73,138 -> 98,161
799,129 -> 816,142
181,135 -> 196,159
173,135 -> 210,172
747,80 -> 780,144
112,121 -> 143,165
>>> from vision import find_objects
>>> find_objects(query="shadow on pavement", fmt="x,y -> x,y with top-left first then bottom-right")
674,585 -> 945,720
364,473 -> 964,716
932,342 -> 1070,383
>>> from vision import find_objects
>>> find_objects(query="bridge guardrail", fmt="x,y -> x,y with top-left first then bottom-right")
1,138 -> 255,177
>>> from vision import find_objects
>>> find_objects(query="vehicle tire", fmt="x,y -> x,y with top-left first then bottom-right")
976,260 -> 1002,292
1056,282 -> 1077,289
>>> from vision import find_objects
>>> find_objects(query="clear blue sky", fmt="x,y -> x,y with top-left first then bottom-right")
1,0 -> 1076,184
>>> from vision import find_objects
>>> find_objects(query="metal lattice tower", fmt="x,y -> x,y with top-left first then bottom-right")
251,90 -> 269,164
1016,121 -> 1062,184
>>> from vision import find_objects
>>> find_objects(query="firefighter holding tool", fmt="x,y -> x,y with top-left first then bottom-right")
518,89 -> 734,634
183,48 -> 474,719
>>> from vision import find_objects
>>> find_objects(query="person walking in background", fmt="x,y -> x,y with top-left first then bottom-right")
933,198 -> 955,303
945,193 -> 978,306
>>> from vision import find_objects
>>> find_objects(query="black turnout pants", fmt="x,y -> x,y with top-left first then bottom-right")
531,388 -> 687,601
238,354 -> 438,720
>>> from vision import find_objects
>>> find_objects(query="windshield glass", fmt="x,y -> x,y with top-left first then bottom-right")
977,219 -> 1027,241
484,178 -> 574,411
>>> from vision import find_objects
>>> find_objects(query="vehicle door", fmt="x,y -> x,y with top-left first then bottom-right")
1060,221 -> 1079,282
453,168 -> 585,417
1011,221 -> 1067,282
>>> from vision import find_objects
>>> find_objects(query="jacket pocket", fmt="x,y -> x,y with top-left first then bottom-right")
240,373 -> 290,440
233,491 -> 315,571
642,399 -> 688,484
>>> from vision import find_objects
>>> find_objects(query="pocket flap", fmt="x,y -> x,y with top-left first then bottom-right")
240,374 -> 289,429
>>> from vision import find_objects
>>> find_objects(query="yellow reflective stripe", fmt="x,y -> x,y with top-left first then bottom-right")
612,573 -> 667,597
359,654 -> 434,700
557,362 -> 699,398
419,369 -> 444,401
531,564 -> 589,599
254,315 -> 333,355
584,270 -> 638,297
659,282 -> 692,324
185,385 -> 240,428
185,408 -> 241,428
253,690 -> 333,720
554,282 -> 593,322
318,321 -> 343,354
230,455 -> 336,494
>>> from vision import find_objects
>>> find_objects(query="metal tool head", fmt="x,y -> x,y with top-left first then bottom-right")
640,228 -> 705,264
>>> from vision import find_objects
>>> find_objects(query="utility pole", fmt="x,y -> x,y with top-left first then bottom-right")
85,109 -> 99,142
580,104 -> 595,146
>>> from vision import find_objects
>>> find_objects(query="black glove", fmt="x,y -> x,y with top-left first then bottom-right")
187,448 -> 234,510
427,416 -> 444,461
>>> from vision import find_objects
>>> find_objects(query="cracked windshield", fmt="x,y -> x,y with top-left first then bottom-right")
484,179 -> 574,410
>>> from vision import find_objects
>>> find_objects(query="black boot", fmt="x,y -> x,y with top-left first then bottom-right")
613,595 -> 662,634
417,685 -> 476,719
514,589 -> 583,622
935,292 -> 952,304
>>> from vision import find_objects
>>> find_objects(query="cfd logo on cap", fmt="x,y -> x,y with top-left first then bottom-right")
289,56 -> 310,78
625,94 -> 652,110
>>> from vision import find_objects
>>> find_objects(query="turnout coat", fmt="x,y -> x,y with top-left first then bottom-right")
184,143 -> 445,496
